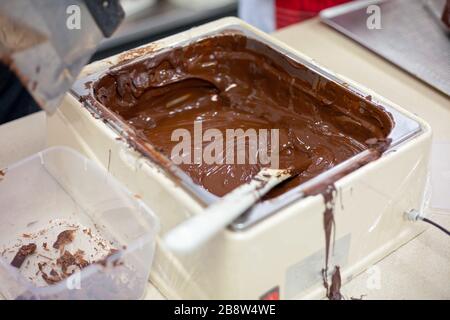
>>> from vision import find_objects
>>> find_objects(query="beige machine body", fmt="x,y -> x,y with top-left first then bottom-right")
46,18 -> 432,299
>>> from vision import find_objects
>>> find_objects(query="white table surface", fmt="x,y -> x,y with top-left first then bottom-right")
0,18 -> 449,300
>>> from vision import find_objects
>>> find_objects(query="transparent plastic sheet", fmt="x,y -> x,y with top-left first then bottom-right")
46,17 -> 434,299
0,0 -> 103,114
150,136 -> 433,300
0,147 -> 159,300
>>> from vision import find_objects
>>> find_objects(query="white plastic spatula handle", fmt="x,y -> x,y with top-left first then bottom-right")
164,168 -> 293,254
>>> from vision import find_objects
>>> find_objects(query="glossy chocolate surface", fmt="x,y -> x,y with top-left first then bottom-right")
94,34 -> 393,198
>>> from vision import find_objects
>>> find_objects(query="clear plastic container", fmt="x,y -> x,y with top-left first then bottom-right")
0,147 -> 159,300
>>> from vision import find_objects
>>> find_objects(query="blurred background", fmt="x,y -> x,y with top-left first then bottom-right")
93,0 -> 239,60
94,0 -> 352,60
4,0 -> 446,124
1,0 -> 354,124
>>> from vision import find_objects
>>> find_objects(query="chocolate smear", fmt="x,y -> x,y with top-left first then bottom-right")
73,249 -> 90,269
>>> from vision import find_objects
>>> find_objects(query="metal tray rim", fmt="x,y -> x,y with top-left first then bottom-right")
71,17 -> 423,231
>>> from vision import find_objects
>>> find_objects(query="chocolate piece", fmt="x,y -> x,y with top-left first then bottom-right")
94,34 -> 393,198
53,229 -> 76,250
10,243 -> 36,268
56,250 -> 90,275
322,185 -> 336,272
50,269 -> 59,277
41,268 -> 62,285
73,249 -> 89,269
57,251 -> 76,275
37,262 -> 46,271
0,13 -> 46,55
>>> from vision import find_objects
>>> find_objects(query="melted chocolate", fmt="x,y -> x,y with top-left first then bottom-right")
94,34 -> 393,198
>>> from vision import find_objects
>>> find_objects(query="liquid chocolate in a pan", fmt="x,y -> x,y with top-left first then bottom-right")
94,34 -> 393,198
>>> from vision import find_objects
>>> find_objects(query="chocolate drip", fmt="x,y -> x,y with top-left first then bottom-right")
318,185 -> 342,300
327,266 -> 343,300
322,185 -> 337,271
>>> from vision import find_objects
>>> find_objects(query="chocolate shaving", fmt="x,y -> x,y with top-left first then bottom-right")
53,229 -> 76,250
73,249 -> 89,269
26,220 -> 38,227
56,251 -> 75,275
10,243 -> 36,268
57,250 -> 90,275
37,253 -> 52,261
